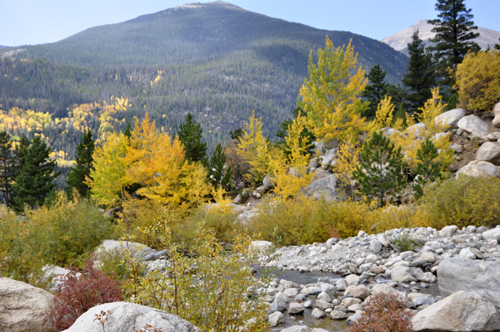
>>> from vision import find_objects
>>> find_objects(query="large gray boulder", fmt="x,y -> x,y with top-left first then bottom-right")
407,122 -> 427,136
0,277 -> 56,332
457,160 -> 500,178
96,240 -> 156,260
62,302 -> 200,332
412,291 -> 500,332
300,174 -> 352,201
321,148 -> 338,169
492,102 -> 500,128
438,259 -> 500,311
435,108 -> 466,129
476,142 -> 500,165
457,115 -> 490,140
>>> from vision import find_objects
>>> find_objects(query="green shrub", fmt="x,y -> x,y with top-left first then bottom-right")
417,175 -> 500,229
388,232 -> 421,252
0,194 -> 115,285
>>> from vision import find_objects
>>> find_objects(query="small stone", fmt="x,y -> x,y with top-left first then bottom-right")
330,310 -> 348,320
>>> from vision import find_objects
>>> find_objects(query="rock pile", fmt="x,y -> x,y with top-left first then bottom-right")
258,224 -> 500,331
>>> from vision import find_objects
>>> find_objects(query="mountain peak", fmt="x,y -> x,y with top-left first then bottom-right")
381,19 -> 500,51
170,1 -> 243,11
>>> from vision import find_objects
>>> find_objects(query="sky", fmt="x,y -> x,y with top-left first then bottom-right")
1,0 -> 500,46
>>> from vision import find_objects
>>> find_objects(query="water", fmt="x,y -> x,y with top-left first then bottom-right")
255,265 -> 441,331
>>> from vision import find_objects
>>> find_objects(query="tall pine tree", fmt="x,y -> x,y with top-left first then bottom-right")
0,132 -> 15,207
12,136 -> 60,213
402,31 -> 436,114
428,0 -> 480,87
66,130 -> 95,199
207,143 -> 233,191
362,65 -> 390,119
177,113 -> 207,164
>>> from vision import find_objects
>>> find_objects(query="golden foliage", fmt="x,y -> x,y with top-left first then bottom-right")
236,111 -> 276,184
87,131 -> 129,206
373,96 -> 395,131
123,211 -> 269,332
299,37 -> 369,143
456,50 -> 500,112
270,112 -> 313,200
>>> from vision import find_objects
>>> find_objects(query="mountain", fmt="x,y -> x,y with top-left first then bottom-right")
0,1 -> 408,163
0,45 -> 7,48
381,19 -> 500,52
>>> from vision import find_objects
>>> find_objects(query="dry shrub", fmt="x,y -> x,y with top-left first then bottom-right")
348,292 -> 413,332
44,258 -> 122,331
247,196 -> 419,245
415,175 -> 500,229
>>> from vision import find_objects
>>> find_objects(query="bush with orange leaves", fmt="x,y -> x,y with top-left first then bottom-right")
348,293 -> 414,332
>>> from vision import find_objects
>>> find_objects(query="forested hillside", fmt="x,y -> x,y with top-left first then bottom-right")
0,1 -> 408,171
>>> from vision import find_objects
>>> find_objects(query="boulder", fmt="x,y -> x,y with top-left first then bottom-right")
412,291 -> 500,332
438,259 -> 500,311
300,174 -> 352,202
96,240 -> 156,260
320,283 -> 336,298
289,302 -> 305,315
62,302 -> 200,332
435,108 -> 466,129
407,122 -> 427,136
476,142 -> 500,165
311,308 -> 326,319
457,115 -> 490,140
268,311 -> 285,327
271,292 -> 288,312
369,240 -> 382,253
250,240 -> 272,253
457,160 -> 500,178
330,310 -> 348,320
483,228 -> 500,242
281,326 -> 310,332
344,285 -> 369,300
263,174 -> 276,191
391,265 -> 417,283
312,167 -> 332,181
0,278 -> 55,332
492,102 -> 500,128
371,283 -> 406,300
321,148 -> 338,169
439,225 -> 458,237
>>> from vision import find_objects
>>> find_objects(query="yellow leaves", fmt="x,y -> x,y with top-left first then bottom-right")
373,96 -> 395,131
418,87 -> 448,132
87,132 -> 129,206
299,36 -> 369,143
332,137 -> 360,187
456,49 -> 500,112
236,111 -> 272,184
270,112 -> 313,200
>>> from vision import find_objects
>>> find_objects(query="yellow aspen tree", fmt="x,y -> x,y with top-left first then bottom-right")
124,113 -> 189,205
332,137 -> 360,191
373,96 -> 396,131
236,111 -> 273,184
87,132 -> 129,206
456,50 -> 500,112
271,113 -> 313,200
298,37 -> 369,143
180,162 -> 211,210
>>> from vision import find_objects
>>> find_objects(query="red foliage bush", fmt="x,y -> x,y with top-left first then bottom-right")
44,258 -> 123,331
348,292 -> 414,332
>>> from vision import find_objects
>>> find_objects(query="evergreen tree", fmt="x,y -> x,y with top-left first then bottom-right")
0,132 -> 15,206
229,128 -> 244,141
412,138 -> 444,199
12,136 -> 60,213
352,131 -> 406,208
362,65 -> 390,118
66,130 -> 95,199
428,0 -> 480,85
207,143 -> 233,191
177,113 -> 207,164
123,122 -> 132,139
495,38 -> 500,51
402,31 -> 436,114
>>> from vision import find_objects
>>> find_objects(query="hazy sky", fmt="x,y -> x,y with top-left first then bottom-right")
1,0 -> 499,46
